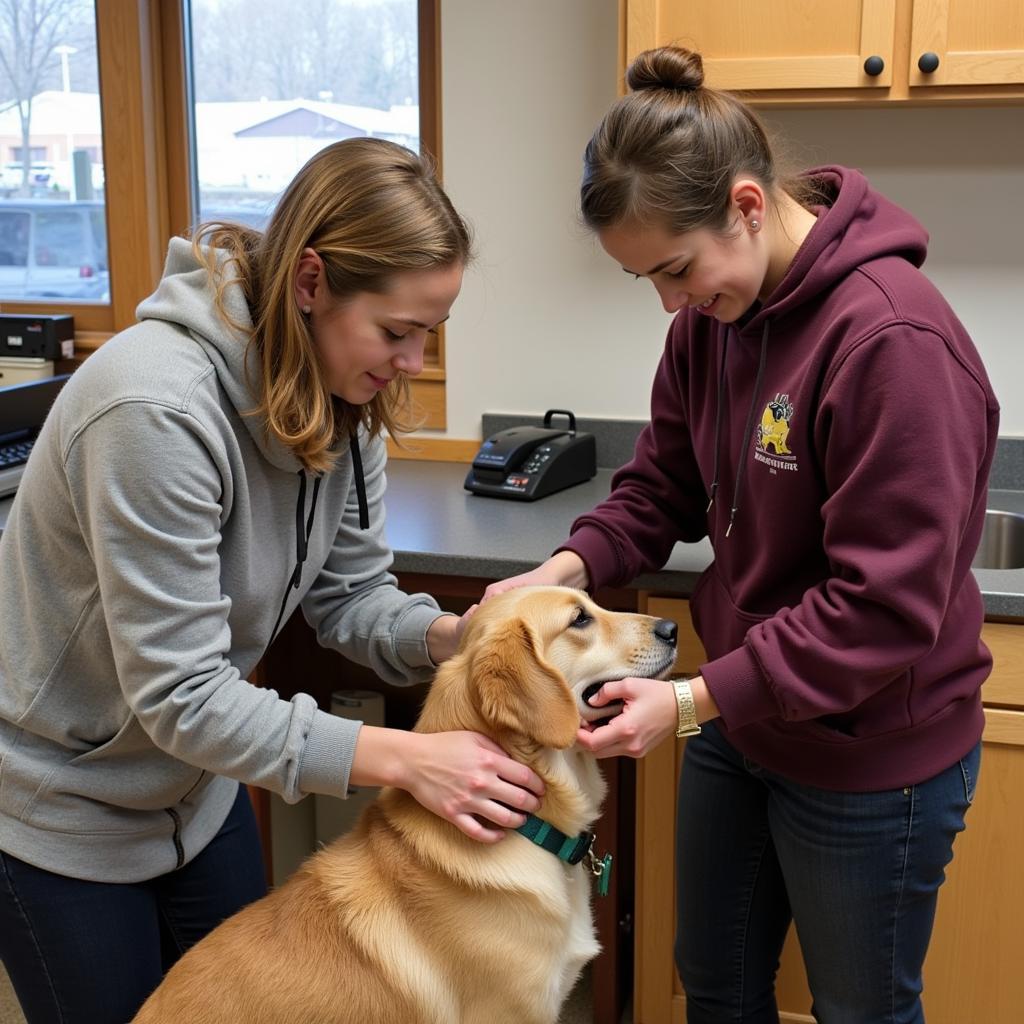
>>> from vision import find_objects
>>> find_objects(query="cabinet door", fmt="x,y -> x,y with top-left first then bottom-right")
624,0 -> 897,90
634,596 -> 701,1024
909,0 -> 1024,86
980,621 -> 1024,707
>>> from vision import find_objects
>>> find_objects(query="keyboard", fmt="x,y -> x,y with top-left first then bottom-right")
0,374 -> 71,498
0,437 -> 34,469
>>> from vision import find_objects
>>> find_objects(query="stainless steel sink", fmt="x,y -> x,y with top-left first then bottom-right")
972,509 -> 1024,570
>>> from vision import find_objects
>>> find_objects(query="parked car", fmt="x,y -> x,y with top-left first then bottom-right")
0,199 -> 109,302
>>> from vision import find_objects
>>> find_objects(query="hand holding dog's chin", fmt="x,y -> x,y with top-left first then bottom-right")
574,678 -> 677,759
577,676 -> 721,758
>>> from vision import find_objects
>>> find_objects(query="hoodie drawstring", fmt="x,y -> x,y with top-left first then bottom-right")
348,433 -> 370,530
706,331 -> 730,514
269,469 -> 323,642
726,320 -> 771,538
266,437 -> 369,644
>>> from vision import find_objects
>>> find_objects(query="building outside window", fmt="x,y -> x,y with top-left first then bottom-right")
185,0 -> 420,231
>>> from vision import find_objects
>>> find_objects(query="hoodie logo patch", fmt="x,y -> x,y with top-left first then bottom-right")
754,393 -> 798,474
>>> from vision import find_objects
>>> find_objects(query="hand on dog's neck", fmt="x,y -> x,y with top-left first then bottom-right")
411,627 -> 607,840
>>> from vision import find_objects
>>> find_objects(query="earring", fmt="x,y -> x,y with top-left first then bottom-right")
749,219 -> 761,233
301,305 -> 311,315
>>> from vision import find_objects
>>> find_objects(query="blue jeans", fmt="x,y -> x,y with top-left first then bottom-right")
0,784 -> 267,1024
676,721 -> 980,1024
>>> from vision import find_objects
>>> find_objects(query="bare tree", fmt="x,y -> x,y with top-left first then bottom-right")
0,0 -> 93,194
191,0 -> 418,110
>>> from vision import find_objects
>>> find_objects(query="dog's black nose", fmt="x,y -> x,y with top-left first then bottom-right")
654,619 -> 678,647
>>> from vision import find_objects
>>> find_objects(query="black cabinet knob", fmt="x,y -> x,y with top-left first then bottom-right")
918,52 -> 940,73
863,55 -> 885,77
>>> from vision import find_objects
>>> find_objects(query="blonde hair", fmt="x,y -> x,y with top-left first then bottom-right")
193,138 -> 472,473
581,46 -> 822,235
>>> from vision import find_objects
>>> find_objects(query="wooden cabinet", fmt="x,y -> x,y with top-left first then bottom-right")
633,598 -> 1024,1023
624,0 -> 900,92
621,0 -> 1024,104
909,0 -> 1024,87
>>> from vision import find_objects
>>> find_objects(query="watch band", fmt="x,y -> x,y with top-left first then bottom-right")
672,677 -> 702,738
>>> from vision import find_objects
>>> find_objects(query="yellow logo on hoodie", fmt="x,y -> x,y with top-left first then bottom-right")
754,393 -> 799,473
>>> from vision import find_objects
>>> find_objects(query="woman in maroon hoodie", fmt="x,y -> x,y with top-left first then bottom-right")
489,46 -> 999,1023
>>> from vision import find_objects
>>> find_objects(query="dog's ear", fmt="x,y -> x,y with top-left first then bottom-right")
470,618 -> 580,749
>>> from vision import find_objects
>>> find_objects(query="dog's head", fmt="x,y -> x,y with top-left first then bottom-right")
419,586 -> 678,751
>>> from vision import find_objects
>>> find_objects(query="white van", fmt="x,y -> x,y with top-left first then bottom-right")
0,199 -> 109,302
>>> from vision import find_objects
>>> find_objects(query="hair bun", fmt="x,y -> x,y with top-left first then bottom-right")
627,46 -> 704,93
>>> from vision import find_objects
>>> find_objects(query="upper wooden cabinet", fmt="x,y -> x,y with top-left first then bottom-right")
625,0 -> 900,90
621,0 -> 1024,104
909,0 -> 1024,86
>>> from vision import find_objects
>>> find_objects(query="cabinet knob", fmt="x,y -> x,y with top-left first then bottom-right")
863,55 -> 885,77
918,52 -> 940,73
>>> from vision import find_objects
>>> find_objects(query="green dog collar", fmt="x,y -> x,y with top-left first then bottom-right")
515,814 -> 613,896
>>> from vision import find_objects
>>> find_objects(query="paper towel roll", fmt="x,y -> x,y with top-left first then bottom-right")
314,689 -> 386,846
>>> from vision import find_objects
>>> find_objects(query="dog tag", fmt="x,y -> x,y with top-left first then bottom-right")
585,847 -> 613,897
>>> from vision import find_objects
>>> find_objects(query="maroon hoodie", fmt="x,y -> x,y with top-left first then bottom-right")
563,166 -> 999,790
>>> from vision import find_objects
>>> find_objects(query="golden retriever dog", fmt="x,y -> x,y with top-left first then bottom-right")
133,586 -> 678,1024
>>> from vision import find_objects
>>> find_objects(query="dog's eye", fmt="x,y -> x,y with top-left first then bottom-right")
569,608 -> 592,629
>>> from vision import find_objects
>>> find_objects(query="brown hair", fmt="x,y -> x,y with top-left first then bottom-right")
193,138 -> 472,474
581,47 -> 819,235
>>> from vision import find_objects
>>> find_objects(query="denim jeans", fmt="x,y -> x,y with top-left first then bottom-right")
675,721 -> 980,1024
0,784 -> 267,1024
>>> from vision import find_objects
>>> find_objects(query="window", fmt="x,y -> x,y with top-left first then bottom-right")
181,0 -> 445,426
0,0 -> 442,425
0,0 -> 106,305
184,0 -> 421,230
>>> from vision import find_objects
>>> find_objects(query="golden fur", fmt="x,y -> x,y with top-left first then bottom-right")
132,586 -> 677,1024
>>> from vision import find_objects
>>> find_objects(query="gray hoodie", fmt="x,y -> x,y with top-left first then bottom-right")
0,238 -> 448,882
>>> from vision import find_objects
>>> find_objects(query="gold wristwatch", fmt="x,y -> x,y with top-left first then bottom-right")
671,677 -> 701,738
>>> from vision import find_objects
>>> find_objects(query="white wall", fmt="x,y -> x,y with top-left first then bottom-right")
440,1 -> 1024,439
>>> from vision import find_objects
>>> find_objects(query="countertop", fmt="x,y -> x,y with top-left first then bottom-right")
2,462 -> 1022,618
382,461 -> 712,590
388,462 -> 1024,618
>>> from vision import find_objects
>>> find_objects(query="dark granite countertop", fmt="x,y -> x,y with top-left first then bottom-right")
385,462 -> 1024,620
2,462 -> 1022,619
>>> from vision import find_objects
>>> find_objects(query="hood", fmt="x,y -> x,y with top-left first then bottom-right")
708,166 -> 931,535
744,165 -> 929,331
135,236 -> 301,473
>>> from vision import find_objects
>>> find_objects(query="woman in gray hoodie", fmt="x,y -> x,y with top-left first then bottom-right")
0,138 -> 544,1024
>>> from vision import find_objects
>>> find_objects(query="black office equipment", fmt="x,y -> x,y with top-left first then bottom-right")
0,374 -> 71,497
464,409 -> 597,501
0,313 -> 75,360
